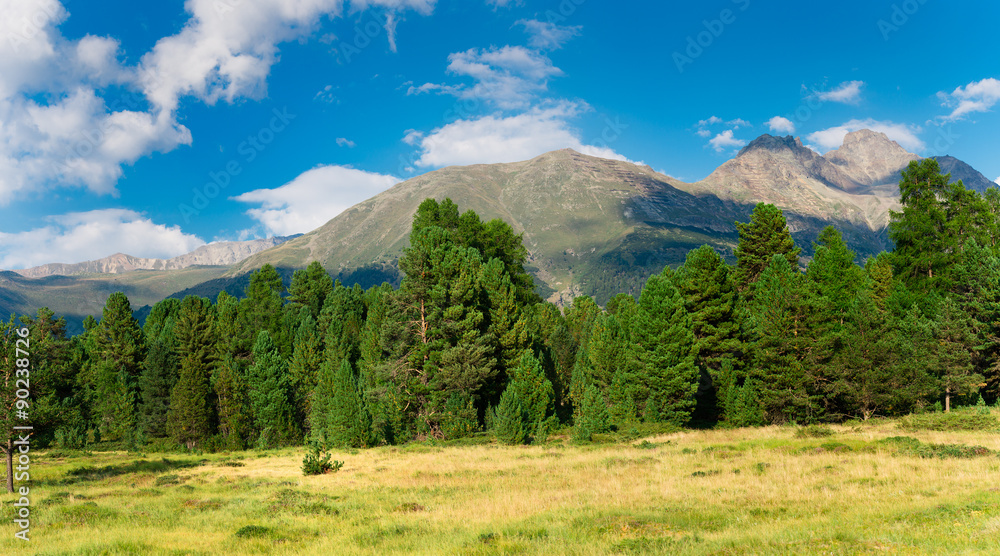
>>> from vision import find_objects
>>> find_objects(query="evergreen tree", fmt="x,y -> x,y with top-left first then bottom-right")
573,384 -> 609,442
493,387 -> 527,445
747,254 -> 820,423
237,265 -> 285,356
673,245 -> 743,423
137,298 -> 182,438
92,292 -> 146,442
214,355 -> 253,450
248,331 -> 299,447
167,296 -> 218,449
309,359 -> 371,448
734,203 -> 801,293
629,270 -> 699,425
504,352 -> 556,438
287,261 -> 334,321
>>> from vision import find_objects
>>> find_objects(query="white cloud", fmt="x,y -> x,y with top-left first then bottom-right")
805,118 -> 924,153
233,165 -> 402,236
0,209 -> 205,269
336,137 -> 356,147
697,116 -> 723,126
486,0 -> 522,8
728,118 -> 751,128
708,130 -> 746,152
696,129 -> 711,138
409,45 -> 562,109
995,176 -> 1000,186
517,20 -> 582,50
410,102 -> 636,167
937,78 -> 1000,121
0,0 -> 433,205
815,80 -> 864,104
766,116 -> 796,134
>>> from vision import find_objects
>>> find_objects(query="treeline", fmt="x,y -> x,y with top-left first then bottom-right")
3,159 -> 1000,454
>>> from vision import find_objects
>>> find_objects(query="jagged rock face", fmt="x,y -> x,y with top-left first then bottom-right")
682,134 -> 897,231
11,237 -> 297,278
823,129 -> 919,188
931,155 -> 998,194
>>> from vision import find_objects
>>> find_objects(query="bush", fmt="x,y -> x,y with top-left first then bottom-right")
795,424 -> 834,438
875,436 -> 992,459
898,411 -> 999,432
302,446 -> 343,476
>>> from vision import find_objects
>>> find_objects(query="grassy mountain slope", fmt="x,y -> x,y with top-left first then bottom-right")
0,266 -> 230,334
232,149 -> 890,303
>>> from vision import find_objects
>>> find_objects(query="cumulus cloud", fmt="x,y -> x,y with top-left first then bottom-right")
815,80 -> 864,104
517,20 -> 582,50
806,118 -> 924,153
0,209 -> 205,269
937,77 -> 1000,121
336,137 -> 356,147
995,176 -> 1000,186
408,45 -> 562,109
407,101 -> 636,167
0,0 -> 432,205
233,165 -> 401,236
708,130 -> 746,152
766,116 -> 796,134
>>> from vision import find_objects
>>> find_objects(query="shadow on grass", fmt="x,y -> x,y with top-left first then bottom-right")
38,457 -> 207,486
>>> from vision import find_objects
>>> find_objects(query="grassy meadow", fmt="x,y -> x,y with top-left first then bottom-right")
2,413 -> 1000,555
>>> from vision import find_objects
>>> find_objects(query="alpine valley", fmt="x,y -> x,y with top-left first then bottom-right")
2,129 -> 995,332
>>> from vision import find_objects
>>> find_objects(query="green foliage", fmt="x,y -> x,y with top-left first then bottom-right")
166,296 -> 218,449
301,446 -> 343,475
248,331 -> 300,448
794,425 -> 834,438
309,359 -> 372,449
493,388 -> 528,445
573,384 -> 610,442
92,292 -> 146,441
898,411 -> 999,432
734,203 -> 801,293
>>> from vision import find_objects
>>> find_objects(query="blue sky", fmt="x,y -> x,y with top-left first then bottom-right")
1,0 -> 998,268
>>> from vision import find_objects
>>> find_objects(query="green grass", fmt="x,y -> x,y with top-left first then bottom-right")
2,416 -> 1000,554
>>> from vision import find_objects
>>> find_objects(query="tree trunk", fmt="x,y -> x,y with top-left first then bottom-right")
945,387 -> 951,413
3,440 -> 13,493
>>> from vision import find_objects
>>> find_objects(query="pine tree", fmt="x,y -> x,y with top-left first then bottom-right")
505,352 -> 556,437
747,254 -> 820,423
493,387 -> 527,445
573,384 -> 609,442
630,271 -> 699,425
734,203 -> 801,294
214,355 -> 253,450
92,292 -> 146,442
310,359 -> 371,448
237,265 -> 285,356
167,297 -> 217,449
287,261 -> 335,321
248,331 -> 299,447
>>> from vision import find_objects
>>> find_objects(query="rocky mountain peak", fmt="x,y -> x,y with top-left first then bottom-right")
823,129 -> 918,187
736,134 -> 807,157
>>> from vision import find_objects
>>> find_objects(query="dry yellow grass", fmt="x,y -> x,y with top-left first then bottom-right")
1,419 -> 999,554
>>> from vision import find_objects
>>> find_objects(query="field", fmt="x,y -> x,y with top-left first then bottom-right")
2,416 -> 999,555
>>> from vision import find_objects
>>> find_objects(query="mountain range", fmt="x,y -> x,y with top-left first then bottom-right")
2,129 -> 995,331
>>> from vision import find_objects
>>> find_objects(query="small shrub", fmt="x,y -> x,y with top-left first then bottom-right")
795,425 -> 834,438
302,446 -> 343,476
899,412 -> 999,432
154,474 -> 182,486
754,462 -> 770,474
235,525 -> 273,539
